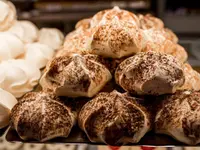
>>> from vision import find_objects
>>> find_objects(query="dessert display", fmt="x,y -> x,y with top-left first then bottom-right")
155,90 -> 200,145
78,90 -> 152,145
0,3 -> 199,146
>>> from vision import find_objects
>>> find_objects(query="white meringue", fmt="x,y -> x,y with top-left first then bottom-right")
0,0 -> 16,31
24,43 -> 54,69
0,88 -> 17,129
0,59 -> 41,98
7,20 -> 39,43
0,32 -> 24,61
38,28 -> 64,50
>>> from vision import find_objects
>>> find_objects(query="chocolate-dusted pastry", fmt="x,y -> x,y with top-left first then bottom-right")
155,90 -> 200,145
78,90 -> 152,145
178,63 -> 200,91
115,51 -> 185,95
40,54 -> 112,97
91,18 -> 142,58
11,92 -> 75,142
138,14 -> 164,30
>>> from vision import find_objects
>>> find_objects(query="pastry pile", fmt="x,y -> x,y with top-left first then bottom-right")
0,0 -> 64,129
8,6 -> 200,145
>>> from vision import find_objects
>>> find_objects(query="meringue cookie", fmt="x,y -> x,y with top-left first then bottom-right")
78,90 -> 152,145
0,88 -> 17,129
0,32 -> 24,61
24,43 -> 54,69
7,20 -> 39,43
91,18 -> 142,58
178,63 -> 200,91
11,92 -> 75,142
40,54 -> 112,97
0,0 -> 16,31
138,14 -> 164,30
115,51 -> 185,95
155,90 -> 200,145
0,59 -> 41,98
38,28 -> 64,50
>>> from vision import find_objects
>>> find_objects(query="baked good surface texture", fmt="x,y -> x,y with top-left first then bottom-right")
11,92 -> 75,142
40,54 -> 112,97
78,90 -> 152,145
115,51 -> 185,95
155,90 -> 200,145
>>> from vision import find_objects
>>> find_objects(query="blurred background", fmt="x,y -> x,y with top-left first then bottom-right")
10,0 -> 200,67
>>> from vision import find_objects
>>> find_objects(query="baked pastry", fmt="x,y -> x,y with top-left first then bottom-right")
7,20 -> 39,43
178,63 -> 200,91
63,28 -> 92,56
90,18 -> 142,58
90,6 -> 139,28
0,32 -> 24,61
40,54 -> 112,97
75,18 -> 91,30
0,59 -> 41,98
163,28 -> 178,43
138,14 -> 164,30
24,43 -> 54,69
141,29 -> 187,63
11,92 -> 75,142
155,90 -> 200,145
0,0 -> 16,31
115,51 -> 185,95
38,28 -> 64,50
78,90 -> 152,145
0,88 -> 17,129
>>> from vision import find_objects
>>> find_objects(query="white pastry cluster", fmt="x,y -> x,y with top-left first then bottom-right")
0,1 -> 65,101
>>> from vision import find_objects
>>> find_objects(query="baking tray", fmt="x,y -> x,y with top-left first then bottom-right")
6,125 -> 189,146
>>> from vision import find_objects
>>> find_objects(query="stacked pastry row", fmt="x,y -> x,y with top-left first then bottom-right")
10,6 -> 200,146
0,0 -> 64,129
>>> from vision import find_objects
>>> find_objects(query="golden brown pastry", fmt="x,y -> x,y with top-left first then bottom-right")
178,63 -> 200,91
40,54 -> 112,97
90,6 -> 139,28
138,14 -> 164,30
78,90 -> 152,145
90,18 -> 142,58
115,51 -> 185,95
162,28 -> 178,43
11,92 -> 75,142
75,18 -> 91,30
155,90 -> 200,145
141,29 -> 187,63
